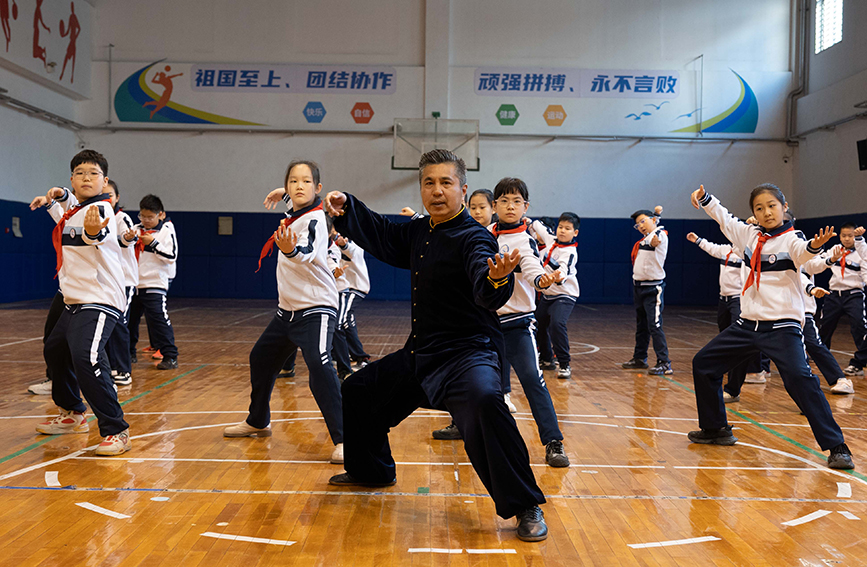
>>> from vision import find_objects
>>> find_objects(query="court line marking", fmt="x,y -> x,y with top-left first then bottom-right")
658,374 -> 867,485
781,509 -> 831,526
2,485 -> 865,504
628,535 -> 721,549
200,532 -> 295,546
0,365 -> 208,469
837,483 -> 852,498
408,548 -> 462,554
0,337 -> 42,348
75,502 -> 131,520
466,549 -> 517,554
839,511 -> 860,520
44,471 -> 60,487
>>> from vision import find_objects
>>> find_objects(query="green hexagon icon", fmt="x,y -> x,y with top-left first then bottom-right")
495,104 -> 519,126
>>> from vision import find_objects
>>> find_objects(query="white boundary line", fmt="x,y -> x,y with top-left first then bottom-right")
781,510 -> 831,526
44,471 -> 60,487
628,536 -> 721,549
75,502 -> 131,519
200,531 -> 295,546
0,337 -> 42,349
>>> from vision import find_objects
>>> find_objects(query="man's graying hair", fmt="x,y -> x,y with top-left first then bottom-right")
418,149 -> 467,187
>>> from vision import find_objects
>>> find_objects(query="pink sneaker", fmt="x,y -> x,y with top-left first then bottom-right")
95,429 -> 131,456
36,410 -> 89,435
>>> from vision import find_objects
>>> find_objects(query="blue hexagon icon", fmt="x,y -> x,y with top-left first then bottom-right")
303,101 -> 326,123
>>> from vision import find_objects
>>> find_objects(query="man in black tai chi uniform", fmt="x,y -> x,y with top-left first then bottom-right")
324,149 -> 548,542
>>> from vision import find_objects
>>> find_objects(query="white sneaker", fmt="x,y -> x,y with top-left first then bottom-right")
223,421 -> 272,438
843,365 -> 864,377
331,443 -> 344,464
744,371 -> 768,384
94,429 -> 131,456
28,379 -> 52,395
504,393 -> 517,414
36,410 -> 89,434
722,391 -> 740,403
831,378 -> 855,395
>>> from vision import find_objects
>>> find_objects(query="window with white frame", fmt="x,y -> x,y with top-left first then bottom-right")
815,0 -> 843,54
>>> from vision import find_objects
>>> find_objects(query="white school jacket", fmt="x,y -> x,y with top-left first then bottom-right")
489,221 -> 548,319
276,198 -> 338,312
530,220 -> 580,299
699,193 -> 821,325
338,239 -> 371,295
693,237 -> 744,297
327,240 -> 346,292
137,219 -> 178,290
632,226 -> 668,284
801,252 -> 831,316
48,188 -> 126,312
821,246 -> 866,290
116,209 -> 139,288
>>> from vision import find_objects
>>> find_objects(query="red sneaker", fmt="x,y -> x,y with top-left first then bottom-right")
151,349 -> 164,360
142,346 -> 157,353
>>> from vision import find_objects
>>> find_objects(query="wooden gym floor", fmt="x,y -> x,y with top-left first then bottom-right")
0,298 -> 865,566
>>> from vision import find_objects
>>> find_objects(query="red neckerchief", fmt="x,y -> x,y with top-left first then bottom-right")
840,248 -> 851,278
742,226 -> 795,294
52,198 -> 111,277
725,249 -> 734,266
543,241 -> 577,268
256,202 -> 323,272
631,230 -> 667,265
490,221 -> 527,238
134,227 -> 158,261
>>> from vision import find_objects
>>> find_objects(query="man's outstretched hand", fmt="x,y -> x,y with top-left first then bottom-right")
324,191 -> 347,216
487,249 -> 521,280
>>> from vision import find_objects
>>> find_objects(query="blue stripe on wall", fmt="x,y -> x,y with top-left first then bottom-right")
2,198 -> 863,306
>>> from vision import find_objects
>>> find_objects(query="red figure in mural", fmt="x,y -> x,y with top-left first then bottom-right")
143,65 -> 183,119
58,2 -> 80,82
32,0 -> 50,65
1,0 -> 19,52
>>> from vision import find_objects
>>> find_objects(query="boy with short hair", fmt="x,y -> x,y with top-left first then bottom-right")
534,212 -> 580,379
814,222 -> 867,376
34,149 -> 131,456
622,207 -> 672,375
128,194 -> 179,370
487,177 -> 569,467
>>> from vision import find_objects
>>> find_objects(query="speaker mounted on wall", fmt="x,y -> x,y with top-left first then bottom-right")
858,138 -> 867,171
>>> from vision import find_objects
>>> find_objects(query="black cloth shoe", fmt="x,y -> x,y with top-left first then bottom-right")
130,354 -> 137,363
278,366 -> 295,378
545,440 -> 570,467
156,358 -> 178,370
687,426 -> 738,445
622,358 -> 648,369
828,443 -> 855,470
328,472 -> 396,487
539,360 -> 557,371
516,506 -> 548,542
432,422 -> 462,440
648,361 -> 673,375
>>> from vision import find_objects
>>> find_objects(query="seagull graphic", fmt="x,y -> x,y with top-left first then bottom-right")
644,102 -> 669,110
675,108 -> 703,120
625,112 -> 652,120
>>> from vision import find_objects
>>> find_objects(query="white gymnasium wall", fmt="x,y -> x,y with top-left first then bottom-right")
0,66 -> 80,203
792,0 -> 867,217
4,0 -> 801,220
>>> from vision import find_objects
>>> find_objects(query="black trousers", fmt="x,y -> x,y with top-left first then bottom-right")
819,289 -> 867,368
129,288 -> 178,359
107,286 -> 134,375
717,296 -> 749,391
693,319 -> 844,450
535,295 -> 576,366
332,291 -> 367,375
341,347 -> 546,519
247,307 -> 343,444
632,282 -> 670,364
41,291 -> 67,379
45,305 -> 129,437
